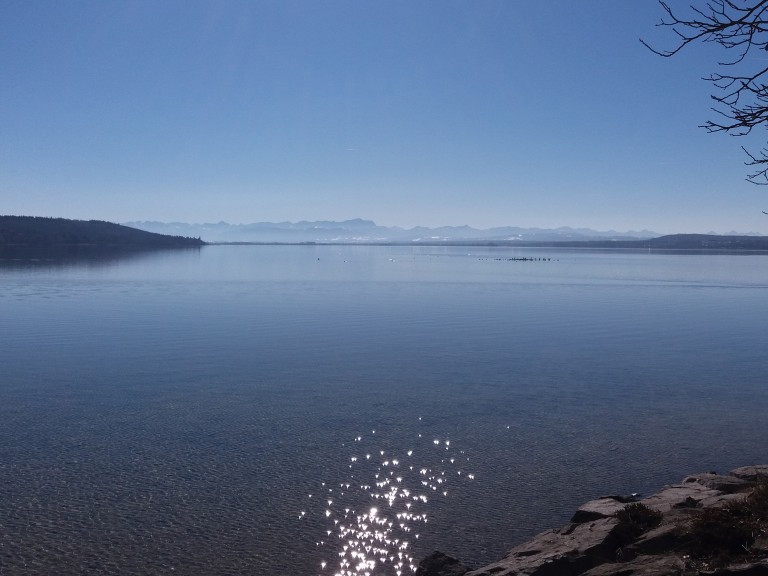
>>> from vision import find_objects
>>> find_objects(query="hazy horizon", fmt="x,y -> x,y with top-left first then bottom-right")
122,217 -> 768,237
3,2 -> 768,234
6,213 -> 767,237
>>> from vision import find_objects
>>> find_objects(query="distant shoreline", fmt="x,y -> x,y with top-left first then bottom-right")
205,234 -> 768,251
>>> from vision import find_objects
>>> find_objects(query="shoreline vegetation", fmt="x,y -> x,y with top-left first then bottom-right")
0,216 -> 204,247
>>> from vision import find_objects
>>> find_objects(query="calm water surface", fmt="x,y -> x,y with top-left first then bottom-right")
1,245 -> 767,575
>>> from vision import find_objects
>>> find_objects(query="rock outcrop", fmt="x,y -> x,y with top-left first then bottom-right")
415,551 -> 471,576
416,465 -> 768,576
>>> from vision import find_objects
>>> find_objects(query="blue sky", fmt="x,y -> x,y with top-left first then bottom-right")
2,1 -> 768,234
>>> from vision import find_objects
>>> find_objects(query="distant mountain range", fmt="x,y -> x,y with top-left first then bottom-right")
3,217 -> 767,250
124,219 -> 662,244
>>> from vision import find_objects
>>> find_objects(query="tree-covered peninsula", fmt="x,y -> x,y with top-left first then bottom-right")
0,216 -> 204,247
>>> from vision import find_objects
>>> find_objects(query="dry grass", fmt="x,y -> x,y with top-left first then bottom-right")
614,502 -> 664,544
684,478 -> 768,567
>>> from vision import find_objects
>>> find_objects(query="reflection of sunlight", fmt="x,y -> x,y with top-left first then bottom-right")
302,427 -> 475,576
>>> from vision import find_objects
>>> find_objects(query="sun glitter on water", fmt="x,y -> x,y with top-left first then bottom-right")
300,426 -> 475,576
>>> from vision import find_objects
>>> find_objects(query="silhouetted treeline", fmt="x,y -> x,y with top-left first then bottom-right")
538,234 -> 768,250
645,234 -> 768,250
0,216 -> 205,246
437,234 -> 768,250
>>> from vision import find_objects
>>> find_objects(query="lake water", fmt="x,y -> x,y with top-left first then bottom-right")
1,244 -> 767,575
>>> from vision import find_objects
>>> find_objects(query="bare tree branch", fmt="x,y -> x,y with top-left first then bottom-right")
643,0 -> 768,185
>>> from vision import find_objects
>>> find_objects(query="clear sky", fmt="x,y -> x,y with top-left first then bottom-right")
3,1 -> 768,234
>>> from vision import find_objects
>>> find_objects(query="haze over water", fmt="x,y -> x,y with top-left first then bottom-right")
1,244 -> 767,575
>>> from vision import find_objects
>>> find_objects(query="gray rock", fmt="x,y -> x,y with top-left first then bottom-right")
581,554 -> 685,576
624,522 -> 685,557
572,498 -> 631,523
683,473 -> 752,494
639,483 -> 722,513
465,518 -> 619,576
426,465 -> 768,576
697,492 -> 748,509
415,551 -> 470,576
731,465 -> 768,482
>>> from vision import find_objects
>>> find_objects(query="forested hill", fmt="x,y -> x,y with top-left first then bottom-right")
645,233 -> 768,250
0,216 -> 204,246
526,234 -> 768,250
459,233 -> 768,250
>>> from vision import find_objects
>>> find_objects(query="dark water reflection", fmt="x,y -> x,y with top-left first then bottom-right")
0,245 -> 767,575
0,245 -> 203,271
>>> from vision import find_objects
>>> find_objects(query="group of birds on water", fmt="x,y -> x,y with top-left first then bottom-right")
299,431 -> 475,576
479,257 -> 553,261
